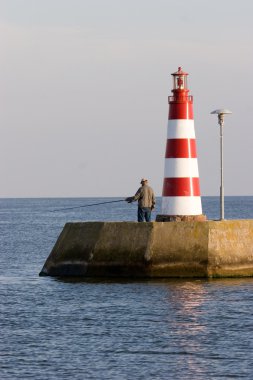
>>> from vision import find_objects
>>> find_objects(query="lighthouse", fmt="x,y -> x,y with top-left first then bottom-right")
156,67 -> 206,222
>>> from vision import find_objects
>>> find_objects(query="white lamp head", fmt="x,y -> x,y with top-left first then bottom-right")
211,109 -> 232,115
211,109 -> 232,126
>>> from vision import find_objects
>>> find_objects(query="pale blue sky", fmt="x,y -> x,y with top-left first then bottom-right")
1,0 -> 253,196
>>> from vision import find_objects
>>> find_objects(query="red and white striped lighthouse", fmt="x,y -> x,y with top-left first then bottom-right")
157,67 -> 206,222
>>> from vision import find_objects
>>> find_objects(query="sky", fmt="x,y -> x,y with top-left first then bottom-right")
0,0 -> 253,197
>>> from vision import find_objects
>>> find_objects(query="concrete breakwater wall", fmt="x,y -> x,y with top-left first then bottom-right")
39,220 -> 253,278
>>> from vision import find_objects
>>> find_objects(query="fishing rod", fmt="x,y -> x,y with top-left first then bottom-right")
51,199 -> 126,212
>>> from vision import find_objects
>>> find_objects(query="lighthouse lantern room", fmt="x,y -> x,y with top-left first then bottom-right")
172,67 -> 188,91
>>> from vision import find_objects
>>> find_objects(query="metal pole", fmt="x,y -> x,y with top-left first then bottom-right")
219,114 -> 224,220
211,109 -> 231,221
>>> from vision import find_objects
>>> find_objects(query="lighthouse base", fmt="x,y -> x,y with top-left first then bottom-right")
156,214 -> 207,222
40,220 -> 253,278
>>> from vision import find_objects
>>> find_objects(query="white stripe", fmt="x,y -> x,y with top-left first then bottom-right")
167,119 -> 195,139
164,158 -> 199,178
161,196 -> 203,215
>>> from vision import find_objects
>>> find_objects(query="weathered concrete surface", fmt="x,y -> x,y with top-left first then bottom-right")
207,220 -> 253,277
39,220 -> 253,278
156,214 -> 207,222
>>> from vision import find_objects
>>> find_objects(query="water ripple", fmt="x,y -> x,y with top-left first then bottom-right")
1,198 -> 253,379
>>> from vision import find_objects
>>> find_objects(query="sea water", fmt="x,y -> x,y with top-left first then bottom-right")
1,197 -> 253,379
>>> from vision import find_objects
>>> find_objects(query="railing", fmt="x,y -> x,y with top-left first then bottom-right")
168,95 -> 193,102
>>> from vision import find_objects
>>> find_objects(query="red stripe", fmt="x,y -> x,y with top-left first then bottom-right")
169,103 -> 193,120
165,139 -> 197,158
162,178 -> 200,196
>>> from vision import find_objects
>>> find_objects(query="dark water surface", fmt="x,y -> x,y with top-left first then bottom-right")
1,197 -> 253,379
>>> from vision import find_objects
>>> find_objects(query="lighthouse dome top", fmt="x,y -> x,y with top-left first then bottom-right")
172,67 -> 188,76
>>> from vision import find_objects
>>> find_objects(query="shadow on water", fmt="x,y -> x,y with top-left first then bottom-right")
53,276 -> 253,286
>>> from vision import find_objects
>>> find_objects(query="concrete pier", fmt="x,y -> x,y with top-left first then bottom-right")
40,220 -> 253,278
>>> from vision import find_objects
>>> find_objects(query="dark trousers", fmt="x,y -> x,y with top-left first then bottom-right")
138,207 -> 151,222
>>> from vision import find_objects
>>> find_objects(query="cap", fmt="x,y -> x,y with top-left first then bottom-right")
140,178 -> 148,184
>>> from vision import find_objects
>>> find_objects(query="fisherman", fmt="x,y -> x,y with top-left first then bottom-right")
125,178 -> 155,222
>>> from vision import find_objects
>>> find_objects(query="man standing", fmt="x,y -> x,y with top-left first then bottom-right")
126,179 -> 155,222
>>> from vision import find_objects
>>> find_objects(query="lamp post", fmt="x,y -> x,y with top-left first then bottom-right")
211,109 -> 232,220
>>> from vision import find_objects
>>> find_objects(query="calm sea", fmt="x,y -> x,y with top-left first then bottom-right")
1,196 -> 253,379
